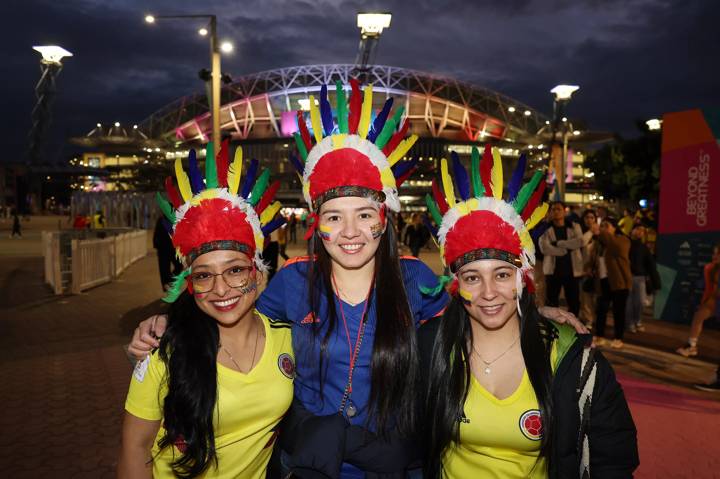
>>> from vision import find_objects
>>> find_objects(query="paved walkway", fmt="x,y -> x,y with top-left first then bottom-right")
0,217 -> 718,477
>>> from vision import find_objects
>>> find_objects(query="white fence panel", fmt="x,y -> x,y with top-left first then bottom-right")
71,238 -> 114,294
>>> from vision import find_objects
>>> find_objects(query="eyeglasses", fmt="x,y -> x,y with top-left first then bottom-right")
189,265 -> 254,294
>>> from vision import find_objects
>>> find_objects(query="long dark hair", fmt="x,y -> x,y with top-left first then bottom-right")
307,214 -> 419,434
423,290 -> 555,477
157,291 -> 220,478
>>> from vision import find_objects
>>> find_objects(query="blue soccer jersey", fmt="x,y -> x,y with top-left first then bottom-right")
256,255 -> 448,478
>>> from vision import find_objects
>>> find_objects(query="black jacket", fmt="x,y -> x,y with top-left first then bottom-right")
417,319 -> 638,478
629,239 -> 661,292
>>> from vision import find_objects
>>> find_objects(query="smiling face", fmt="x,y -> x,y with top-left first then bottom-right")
457,259 -> 521,331
317,196 -> 385,271
190,249 -> 259,327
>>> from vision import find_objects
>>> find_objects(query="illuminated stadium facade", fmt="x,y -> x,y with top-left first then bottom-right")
136,64 -> 555,207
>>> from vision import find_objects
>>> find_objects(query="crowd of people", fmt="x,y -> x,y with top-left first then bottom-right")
531,201 -> 661,350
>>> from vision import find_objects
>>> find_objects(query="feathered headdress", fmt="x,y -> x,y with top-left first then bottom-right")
422,145 -> 548,295
288,79 -> 420,214
156,139 -> 286,302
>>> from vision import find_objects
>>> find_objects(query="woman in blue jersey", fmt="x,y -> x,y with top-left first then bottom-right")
129,82 -> 583,478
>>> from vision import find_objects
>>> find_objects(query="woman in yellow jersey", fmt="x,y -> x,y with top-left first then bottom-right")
117,144 -> 293,478
418,147 -> 638,478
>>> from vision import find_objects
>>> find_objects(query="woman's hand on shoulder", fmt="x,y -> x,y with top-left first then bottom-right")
538,306 -> 589,334
128,315 -> 168,360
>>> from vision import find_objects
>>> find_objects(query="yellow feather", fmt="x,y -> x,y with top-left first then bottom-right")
309,96 -> 323,144
331,134 -> 347,149
520,229 -> 534,254
387,134 -> 418,166
525,202 -> 549,230
174,158 -> 192,202
358,85 -> 374,139
440,158 -> 456,207
380,167 -> 396,188
260,201 -> 282,225
491,147 -> 504,199
190,189 -> 219,206
227,147 -> 243,195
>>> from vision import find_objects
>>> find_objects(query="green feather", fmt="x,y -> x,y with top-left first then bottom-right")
162,268 -> 192,303
293,132 -> 308,161
419,274 -> 452,296
375,106 -> 405,149
205,141 -> 218,188
470,146 -> 483,197
155,192 -> 175,223
336,80 -> 348,134
513,170 -> 543,213
248,168 -> 271,206
425,193 -> 443,226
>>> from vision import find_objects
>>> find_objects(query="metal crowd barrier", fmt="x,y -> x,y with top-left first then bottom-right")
42,229 -> 148,294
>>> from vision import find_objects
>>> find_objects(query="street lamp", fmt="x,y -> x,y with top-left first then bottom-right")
354,12 -> 392,76
145,14 -> 233,149
549,84 -> 580,201
646,118 -> 662,131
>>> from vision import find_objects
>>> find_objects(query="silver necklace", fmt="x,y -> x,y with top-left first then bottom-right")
221,318 -> 260,373
472,335 -> 520,375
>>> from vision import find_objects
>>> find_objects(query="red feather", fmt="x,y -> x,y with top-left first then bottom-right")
255,180 -> 281,215
382,119 -> 409,156
396,165 -> 418,187
432,178 -> 449,214
480,144 -> 493,197
296,111 -> 312,151
164,177 -> 183,208
216,138 -> 230,187
521,177 -> 547,221
348,78 -> 362,134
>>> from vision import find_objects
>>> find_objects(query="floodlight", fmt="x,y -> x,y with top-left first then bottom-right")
551,84 -> 580,101
33,46 -> 73,64
357,13 -> 392,35
646,118 -> 662,131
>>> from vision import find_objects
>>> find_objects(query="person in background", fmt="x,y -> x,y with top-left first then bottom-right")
580,209 -> 600,328
677,243 -> 720,357
288,213 -> 297,244
626,224 -> 660,333
530,205 -> 552,308
405,212 -> 429,258
539,201 -> 592,316
596,205 -> 609,225
10,208 -> 22,238
593,217 -> 632,348
618,208 -> 634,236
152,216 -> 182,292
92,209 -> 106,229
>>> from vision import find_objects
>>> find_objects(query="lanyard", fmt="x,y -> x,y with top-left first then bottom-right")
332,273 -> 373,412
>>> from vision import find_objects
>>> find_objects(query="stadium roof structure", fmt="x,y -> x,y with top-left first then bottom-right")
138,64 -> 551,146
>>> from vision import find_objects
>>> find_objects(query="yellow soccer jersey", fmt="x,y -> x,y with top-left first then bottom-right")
125,312 -> 294,479
442,344 -> 558,479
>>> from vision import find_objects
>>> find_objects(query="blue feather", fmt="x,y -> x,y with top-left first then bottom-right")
508,153 -> 528,202
188,149 -> 204,194
320,84 -> 334,136
161,217 -> 173,235
240,159 -> 259,199
451,151 -> 471,201
422,214 -> 439,240
288,154 -> 304,174
261,216 -> 286,236
391,156 -> 418,179
367,97 -> 394,143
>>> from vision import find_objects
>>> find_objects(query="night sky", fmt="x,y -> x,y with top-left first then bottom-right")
4,0 -> 718,164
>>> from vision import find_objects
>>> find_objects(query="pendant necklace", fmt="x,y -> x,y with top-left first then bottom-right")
472,335 -> 520,375
220,316 -> 260,373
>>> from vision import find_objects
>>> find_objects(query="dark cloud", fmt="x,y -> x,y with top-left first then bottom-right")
3,0 -> 717,163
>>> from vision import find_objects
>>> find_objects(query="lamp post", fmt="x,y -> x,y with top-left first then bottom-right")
145,14 -> 232,149
549,84 -> 579,201
354,12 -> 392,79
646,118 -> 662,131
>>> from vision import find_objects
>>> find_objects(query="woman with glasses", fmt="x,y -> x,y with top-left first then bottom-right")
118,147 -> 292,478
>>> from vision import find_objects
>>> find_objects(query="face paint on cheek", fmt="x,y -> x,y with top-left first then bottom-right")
236,281 -> 257,295
318,224 -> 333,241
458,288 -> 473,305
370,222 -> 384,239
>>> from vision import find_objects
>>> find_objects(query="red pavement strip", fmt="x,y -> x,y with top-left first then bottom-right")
618,373 -> 720,478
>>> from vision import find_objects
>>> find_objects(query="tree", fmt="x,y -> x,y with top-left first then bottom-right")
584,121 -> 660,203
